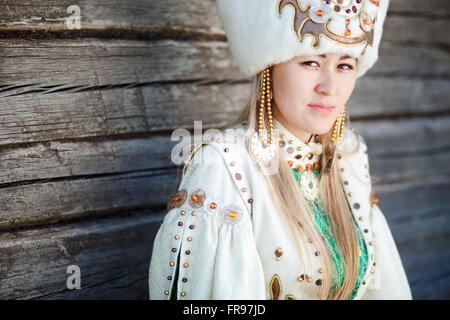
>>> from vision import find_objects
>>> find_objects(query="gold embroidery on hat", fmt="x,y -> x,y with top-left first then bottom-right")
277,0 -> 375,52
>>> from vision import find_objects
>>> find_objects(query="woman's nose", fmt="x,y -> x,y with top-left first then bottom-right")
315,69 -> 337,96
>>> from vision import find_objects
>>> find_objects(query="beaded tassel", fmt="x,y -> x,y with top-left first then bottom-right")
331,106 -> 346,146
258,67 -> 275,147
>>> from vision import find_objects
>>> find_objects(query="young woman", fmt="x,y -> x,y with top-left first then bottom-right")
148,0 -> 412,300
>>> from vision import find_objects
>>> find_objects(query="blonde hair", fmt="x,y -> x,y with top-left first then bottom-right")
182,70 -> 362,300
227,71 -> 362,300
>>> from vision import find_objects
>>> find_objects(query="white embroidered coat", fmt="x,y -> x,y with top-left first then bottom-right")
148,119 -> 412,300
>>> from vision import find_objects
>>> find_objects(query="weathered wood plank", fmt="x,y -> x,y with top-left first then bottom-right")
369,41 -> 450,77
0,40 -> 239,88
0,135 -> 177,185
382,15 -> 450,45
389,0 -> 450,17
1,78 -> 448,146
0,82 -> 250,146
0,0 -> 221,34
0,39 -> 447,91
0,0 -> 447,35
0,210 -> 162,299
403,240 -> 450,299
1,117 -> 449,185
354,117 -> 450,155
0,169 -> 181,230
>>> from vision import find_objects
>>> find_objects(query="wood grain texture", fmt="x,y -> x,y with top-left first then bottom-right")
0,211 -> 162,299
0,0 -> 449,300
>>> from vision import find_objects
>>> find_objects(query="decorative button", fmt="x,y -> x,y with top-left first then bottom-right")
369,241 -> 375,246
354,203 -> 360,209
235,173 -> 242,180
185,250 -> 190,255
178,221 -> 183,226
189,225 -> 194,229
275,248 -> 283,260
187,237 -> 192,241
180,210 -> 186,215
169,262 -> 175,267
164,290 -> 169,295
189,188 -> 206,208
174,235 -> 180,240
298,274 -> 305,282
359,216 -> 364,221
182,278 -> 188,283
183,263 -> 189,268
180,292 -> 186,297
171,248 -> 177,252
167,276 -> 172,280
316,279 -> 322,286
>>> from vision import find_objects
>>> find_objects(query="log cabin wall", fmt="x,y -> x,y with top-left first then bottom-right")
0,0 -> 448,299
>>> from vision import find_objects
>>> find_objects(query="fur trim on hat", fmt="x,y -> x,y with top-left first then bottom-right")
216,0 -> 389,78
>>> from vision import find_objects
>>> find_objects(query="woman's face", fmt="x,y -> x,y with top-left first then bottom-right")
271,53 -> 357,143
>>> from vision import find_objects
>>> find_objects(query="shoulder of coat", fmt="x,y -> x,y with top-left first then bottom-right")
184,121 -> 249,173
336,126 -> 368,156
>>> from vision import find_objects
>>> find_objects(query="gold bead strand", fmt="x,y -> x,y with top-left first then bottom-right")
258,67 -> 275,146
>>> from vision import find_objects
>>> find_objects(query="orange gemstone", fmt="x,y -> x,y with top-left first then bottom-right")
288,160 -> 293,167
210,202 -> 217,209
296,165 -> 303,172
191,194 -> 198,201
345,29 -> 351,36
313,162 -> 319,170
373,198 -> 379,205
316,10 -> 324,17
345,18 -> 350,25
306,164 -> 312,171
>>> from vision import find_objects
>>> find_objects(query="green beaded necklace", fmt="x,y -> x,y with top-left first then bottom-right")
291,165 -> 368,300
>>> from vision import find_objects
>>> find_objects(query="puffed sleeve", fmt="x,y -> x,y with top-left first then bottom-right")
148,143 -> 266,300
363,203 -> 413,299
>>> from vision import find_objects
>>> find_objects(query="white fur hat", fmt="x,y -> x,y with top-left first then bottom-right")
216,0 -> 390,78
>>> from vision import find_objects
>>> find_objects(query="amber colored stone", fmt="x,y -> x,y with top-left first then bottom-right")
306,164 -> 312,171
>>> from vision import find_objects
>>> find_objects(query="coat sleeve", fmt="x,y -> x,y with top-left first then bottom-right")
148,143 -> 266,300
363,203 -> 413,299
352,134 -> 413,300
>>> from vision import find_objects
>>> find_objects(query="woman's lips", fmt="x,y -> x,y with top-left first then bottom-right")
308,104 -> 334,115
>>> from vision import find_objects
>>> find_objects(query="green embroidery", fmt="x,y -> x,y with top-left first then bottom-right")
292,166 -> 368,300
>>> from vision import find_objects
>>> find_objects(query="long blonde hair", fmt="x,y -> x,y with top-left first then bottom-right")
227,71 -> 362,300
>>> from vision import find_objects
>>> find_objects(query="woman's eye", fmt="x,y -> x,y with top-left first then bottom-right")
339,63 -> 354,70
302,61 -> 319,67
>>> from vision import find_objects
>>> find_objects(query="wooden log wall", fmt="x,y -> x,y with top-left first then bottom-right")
0,0 -> 449,299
